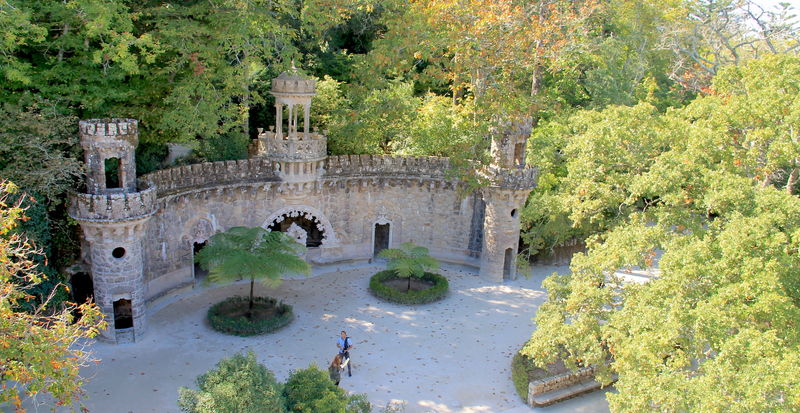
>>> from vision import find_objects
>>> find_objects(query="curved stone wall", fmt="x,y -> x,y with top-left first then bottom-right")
141,158 -> 278,197
138,156 -> 480,302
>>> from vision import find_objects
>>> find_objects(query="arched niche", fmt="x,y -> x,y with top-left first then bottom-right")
261,205 -> 339,247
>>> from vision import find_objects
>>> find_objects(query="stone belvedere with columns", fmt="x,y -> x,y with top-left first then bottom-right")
68,69 -> 538,343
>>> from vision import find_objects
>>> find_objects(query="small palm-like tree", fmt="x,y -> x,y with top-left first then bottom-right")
377,242 -> 439,291
195,227 -> 310,318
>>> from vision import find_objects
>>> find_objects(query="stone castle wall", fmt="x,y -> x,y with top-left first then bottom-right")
137,155 -> 479,302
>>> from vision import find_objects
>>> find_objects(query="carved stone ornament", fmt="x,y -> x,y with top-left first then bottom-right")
262,205 -> 339,246
286,222 -> 308,246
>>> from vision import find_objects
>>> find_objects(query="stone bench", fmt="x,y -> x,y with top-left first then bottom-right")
527,366 -> 608,407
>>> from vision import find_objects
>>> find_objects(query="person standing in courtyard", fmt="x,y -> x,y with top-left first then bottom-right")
337,330 -> 353,377
328,354 -> 343,386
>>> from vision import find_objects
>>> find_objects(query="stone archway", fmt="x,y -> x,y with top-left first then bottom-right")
182,218 -> 215,283
262,206 -> 338,247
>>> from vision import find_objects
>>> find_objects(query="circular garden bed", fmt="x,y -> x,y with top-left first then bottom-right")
369,270 -> 448,304
207,295 -> 293,336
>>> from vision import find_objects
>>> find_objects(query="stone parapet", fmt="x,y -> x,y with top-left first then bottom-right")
325,155 -> 451,179
141,158 -> 278,197
69,184 -> 157,222
482,166 -> 539,189
79,118 -> 138,147
251,131 -> 327,161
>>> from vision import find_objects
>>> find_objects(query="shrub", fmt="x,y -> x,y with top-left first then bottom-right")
178,352 -> 285,413
283,365 -> 371,413
511,352 -> 533,402
369,270 -> 448,304
207,296 -> 293,336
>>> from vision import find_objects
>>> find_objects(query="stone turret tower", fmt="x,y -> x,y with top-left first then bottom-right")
250,66 -> 327,183
479,118 -> 538,281
69,119 -> 156,343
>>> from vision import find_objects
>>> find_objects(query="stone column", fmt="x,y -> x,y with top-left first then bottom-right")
303,103 -> 311,137
80,218 -> 150,343
275,103 -> 283,138
479,190 -> 526,282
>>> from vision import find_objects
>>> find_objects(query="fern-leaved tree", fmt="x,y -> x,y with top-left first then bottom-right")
377,242 -> 439,291
195,227 -> 310,317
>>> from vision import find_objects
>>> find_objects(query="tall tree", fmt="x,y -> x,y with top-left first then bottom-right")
522,55 -> 800,411
0,181 -> 105,412
195,227 -> 310,316
664,0 -> 800,91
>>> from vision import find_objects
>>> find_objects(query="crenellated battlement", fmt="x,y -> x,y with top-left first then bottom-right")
69,183 -> 157,222
79,118 -> 139,146
141,158 -> 279,197
483,166 -> 539,190
325,155 -> 452,179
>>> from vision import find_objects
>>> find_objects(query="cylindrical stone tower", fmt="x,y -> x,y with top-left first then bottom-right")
79,118 -> 138,194
479,118 -> 538,282
69,119 -> 156,343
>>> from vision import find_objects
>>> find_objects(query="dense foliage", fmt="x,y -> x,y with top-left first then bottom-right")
523,55 -> 800,411
2,0 -> 799,409
207,296 -> 293,336
0,181 -> 105,412
369,270 -> 449,304
178,352 -> 286,413
283,365 -> 371,413
178,353 -> 370,413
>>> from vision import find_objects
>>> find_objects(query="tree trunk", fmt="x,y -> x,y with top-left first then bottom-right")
248,277 -> 255,319
787,167 -> 799,195
407,276 -> 411,292
530,63 -> 542,98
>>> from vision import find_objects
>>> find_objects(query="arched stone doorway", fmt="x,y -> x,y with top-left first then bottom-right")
184,218 -> 214,284
262,206 -> 338,248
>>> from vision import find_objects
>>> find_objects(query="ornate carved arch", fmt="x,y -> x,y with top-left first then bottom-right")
261,205 -> 339,246
182,218 -> 215,246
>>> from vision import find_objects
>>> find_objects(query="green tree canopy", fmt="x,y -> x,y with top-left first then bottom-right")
522,55 -> 800,411
195,227 -> 311,316
0,181 -> 105,411
377,242 -> 439,291
178,352 -> 285,413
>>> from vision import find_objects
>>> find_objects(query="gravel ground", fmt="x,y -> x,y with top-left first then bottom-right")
17,264 -> 610,413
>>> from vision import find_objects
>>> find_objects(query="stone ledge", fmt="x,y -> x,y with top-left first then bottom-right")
527,366 -> 612,407
529,376 -> 605,407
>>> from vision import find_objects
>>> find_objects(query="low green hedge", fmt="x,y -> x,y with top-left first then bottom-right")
207,296 -> 293,336
369,270 -> 448,304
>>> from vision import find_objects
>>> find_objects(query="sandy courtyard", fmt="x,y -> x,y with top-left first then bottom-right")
28,264 -> 610,413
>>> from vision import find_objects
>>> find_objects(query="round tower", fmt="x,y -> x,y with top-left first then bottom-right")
249,65 -> 327,183
79,118 -> 138,194
479,118 -> 539,281
69,119 -> 156,343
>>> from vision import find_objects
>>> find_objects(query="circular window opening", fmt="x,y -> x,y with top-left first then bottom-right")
510,209 -> 518,218
112,247 -> 126,259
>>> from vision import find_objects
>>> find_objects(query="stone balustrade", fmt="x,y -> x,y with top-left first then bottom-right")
69,184 -> 157,222
253,131 -> 327,160
141,158 -> 278,197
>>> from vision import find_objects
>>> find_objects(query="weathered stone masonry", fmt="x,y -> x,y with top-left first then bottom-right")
69,70 -> 538,343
